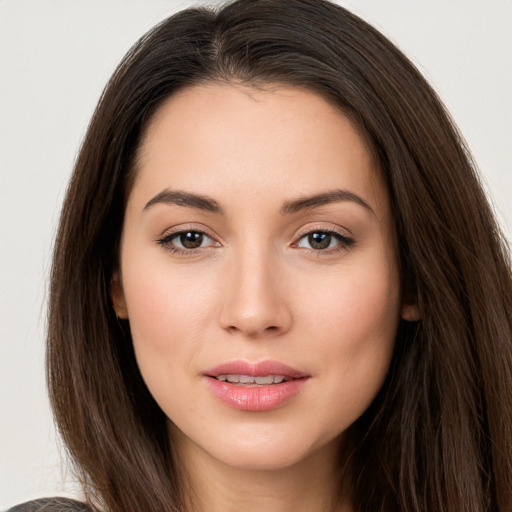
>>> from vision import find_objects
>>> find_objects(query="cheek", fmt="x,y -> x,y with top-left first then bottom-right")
123,253 -> 217,337
304,258 -> 400,342
299,259 -> 401,425
120,258 -> 218,397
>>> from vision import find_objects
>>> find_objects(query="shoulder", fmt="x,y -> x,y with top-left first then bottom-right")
6,497 -> 93,512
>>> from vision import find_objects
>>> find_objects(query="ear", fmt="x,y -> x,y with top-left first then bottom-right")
401,293 -> 421,322
111,271 -> 129,319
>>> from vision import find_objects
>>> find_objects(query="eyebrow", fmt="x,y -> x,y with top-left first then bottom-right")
143,188 -> 374,216
281,189 -> 374,215
143,189 -> 223,214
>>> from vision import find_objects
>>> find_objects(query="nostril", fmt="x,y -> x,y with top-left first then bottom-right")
225,323 -> 280,337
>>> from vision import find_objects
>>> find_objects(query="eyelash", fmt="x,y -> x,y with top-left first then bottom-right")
156,229 -> 218,256
156,228 -> 355,256
293,229 -> 356,254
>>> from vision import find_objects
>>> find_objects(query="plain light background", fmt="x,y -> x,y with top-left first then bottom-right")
1,0 -> 511,508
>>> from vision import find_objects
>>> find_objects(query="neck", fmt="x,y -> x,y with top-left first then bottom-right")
173,431 -> 352,512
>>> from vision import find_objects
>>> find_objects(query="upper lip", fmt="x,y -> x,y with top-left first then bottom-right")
204,360 -> 309,379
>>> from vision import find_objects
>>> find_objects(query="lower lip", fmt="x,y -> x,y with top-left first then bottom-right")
205,377 -> 308,412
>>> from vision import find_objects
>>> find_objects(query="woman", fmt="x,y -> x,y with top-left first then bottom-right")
10,0 -> 512,510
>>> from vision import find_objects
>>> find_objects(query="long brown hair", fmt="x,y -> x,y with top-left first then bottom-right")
47,1 -> 512,510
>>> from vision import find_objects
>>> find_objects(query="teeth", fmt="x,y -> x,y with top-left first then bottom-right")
255,375 -> 274,385
215,374 -> 289,385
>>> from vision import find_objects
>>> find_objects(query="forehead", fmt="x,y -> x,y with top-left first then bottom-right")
131,83 -> 388,214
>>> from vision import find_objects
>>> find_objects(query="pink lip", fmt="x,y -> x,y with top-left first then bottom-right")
203,360 -> 310,412
205,360 -> 308,379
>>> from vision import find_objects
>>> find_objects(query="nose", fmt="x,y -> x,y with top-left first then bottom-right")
218,246 -> 292,338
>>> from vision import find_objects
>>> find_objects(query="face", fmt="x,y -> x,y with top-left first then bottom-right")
113,84 -> 403,473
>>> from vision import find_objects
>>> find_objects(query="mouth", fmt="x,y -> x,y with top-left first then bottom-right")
204,359 -> 308,382
213,374 -> 293,385
203,360 -> 310,411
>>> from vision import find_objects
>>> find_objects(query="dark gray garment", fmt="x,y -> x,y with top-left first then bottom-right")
7,498 -> 92,512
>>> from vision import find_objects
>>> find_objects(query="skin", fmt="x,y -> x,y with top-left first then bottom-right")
113,84 -> 414,512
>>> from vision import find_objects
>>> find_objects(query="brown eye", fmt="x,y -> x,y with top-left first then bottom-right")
296,230 -> 355,251
179,231 -> 204,249
157,230 -> 218,253
308,232 -> 332,250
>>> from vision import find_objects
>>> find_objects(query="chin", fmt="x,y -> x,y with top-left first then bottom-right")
180,422 -> 342,474
215,443 -> 310,471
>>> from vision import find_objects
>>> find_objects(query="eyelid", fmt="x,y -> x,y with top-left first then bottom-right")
293,222 -> 353,241
157,223 -> 219,240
